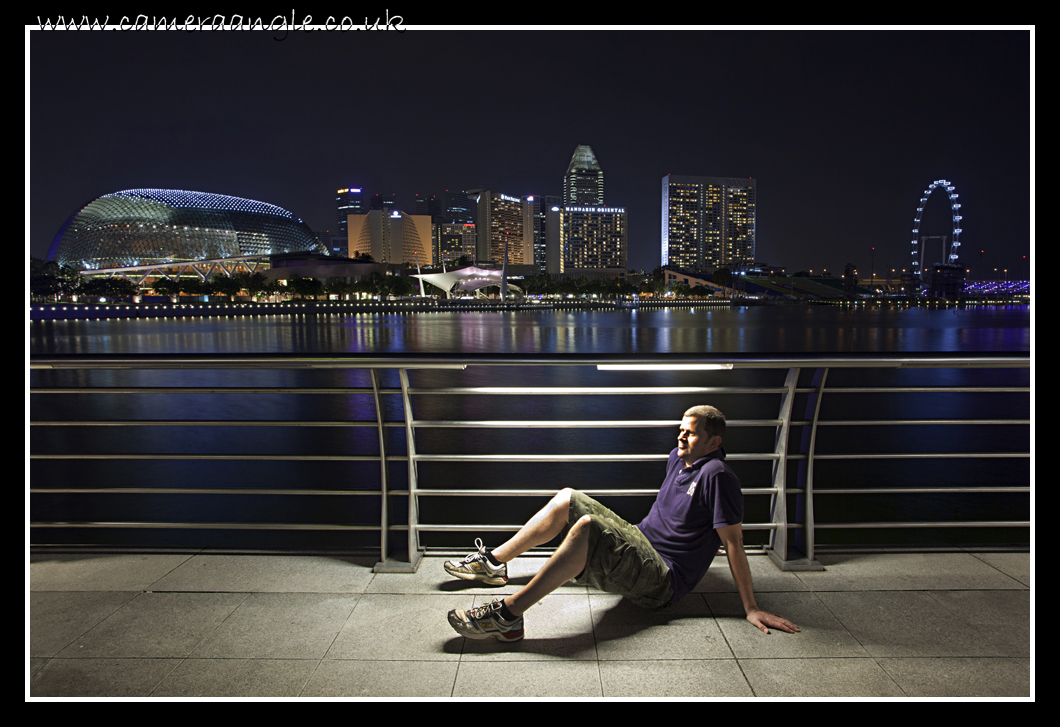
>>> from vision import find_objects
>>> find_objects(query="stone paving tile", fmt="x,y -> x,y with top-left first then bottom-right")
795,552 -> 1027,592
151,658 -> 319,698
453,660 -> 603,698
53,592 -> 248,659
599,659 -> 753,698
876,657 -> 1031,698
590,593 -> 733,661
150,554 -> 376,594
190,593 -> 360,660
813,591 -> 994,658
303,660 -> 460,698
29,553 -> 193,592
738,657 -> 907,698
325,593 -> 469,661
30,658 -> 180,698
29,591 -> 139,658
706,591 -> 868,659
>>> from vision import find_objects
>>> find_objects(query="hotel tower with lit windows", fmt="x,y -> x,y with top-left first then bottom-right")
661,175 -> 756,272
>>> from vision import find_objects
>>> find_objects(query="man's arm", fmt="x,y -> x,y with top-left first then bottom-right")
716,522 -> 799,635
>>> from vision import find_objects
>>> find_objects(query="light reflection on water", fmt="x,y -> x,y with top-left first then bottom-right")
29,305 -> 1030,355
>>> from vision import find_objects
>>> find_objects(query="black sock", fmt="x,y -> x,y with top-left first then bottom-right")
498,599 -> 517,621
485,550 -> 502,567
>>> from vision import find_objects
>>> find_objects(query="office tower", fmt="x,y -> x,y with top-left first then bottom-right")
468,189 -> 528,265
523,195 -> 556,274
415,194 -> 443,222
445,190 -> 475,224
348,210 -> 433,266
435,222 -> 477,264
559,205 -> 627,273
336,188 -> 364,238
661,175 -> 756,271
369,193 -> 397,212
564,145 -> 604,205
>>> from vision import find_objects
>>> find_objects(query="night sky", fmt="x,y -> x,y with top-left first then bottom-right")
28,25 -> 1033,279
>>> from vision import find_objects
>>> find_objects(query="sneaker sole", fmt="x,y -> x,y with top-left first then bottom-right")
444,564 -> 507,586
447,614 -> 524,641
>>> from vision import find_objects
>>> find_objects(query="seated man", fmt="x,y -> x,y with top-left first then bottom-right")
445,405 -> 799,641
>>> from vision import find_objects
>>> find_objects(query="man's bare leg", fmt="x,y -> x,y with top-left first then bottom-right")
503,514 -> 591,617
489,487 -> 574,563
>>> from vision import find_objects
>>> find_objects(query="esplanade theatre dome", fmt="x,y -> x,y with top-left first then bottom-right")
47,188 -> 328,270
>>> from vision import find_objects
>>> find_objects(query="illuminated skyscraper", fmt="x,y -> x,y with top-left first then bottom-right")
468,189 -> 528,265
559,205 -> 627,273
336,188 -> 364,237
662,175 -> 755,271
564,145 -> 604,205
348,210 -> 433,266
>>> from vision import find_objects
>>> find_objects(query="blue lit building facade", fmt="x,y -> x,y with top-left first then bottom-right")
48,189 -> 328,270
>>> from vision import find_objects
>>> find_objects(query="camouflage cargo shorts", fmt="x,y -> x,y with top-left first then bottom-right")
561,490 -> 672,610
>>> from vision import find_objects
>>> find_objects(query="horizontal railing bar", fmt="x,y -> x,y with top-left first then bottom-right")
29,359 -> 467,370
410,487 -> 785,497
815,487 -> 1030,494
30,388 -> 378,395
413,523 -> 783,532
411,419 -> 782,428
30,454 -> 386,461
816,419 -> 1030,426
30,385 -> 1029,396
406,387 -> 790,395
28,355 -> 1030,369
30,488 -> 381,496
812,453 -> 1028,459
29,419 -> 784,428
29,418 -> 1029,428
821,387 -> 1029,394
409,453 -> 780,462
29,522 -> 379,531
815,521 -> 1029,529
30,420 -> 384,427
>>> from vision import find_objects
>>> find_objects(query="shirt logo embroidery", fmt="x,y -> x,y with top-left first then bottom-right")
687,481 -> 697,497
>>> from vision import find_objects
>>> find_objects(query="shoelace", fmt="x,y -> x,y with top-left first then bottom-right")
462,537 -> 488,563
468,599 -> 504,619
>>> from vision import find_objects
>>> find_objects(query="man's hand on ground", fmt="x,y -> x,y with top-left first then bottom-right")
746,608 -> 799,635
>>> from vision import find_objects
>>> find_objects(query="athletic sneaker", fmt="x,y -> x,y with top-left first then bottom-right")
443,538 -> 508,585
447,599 -> 524,642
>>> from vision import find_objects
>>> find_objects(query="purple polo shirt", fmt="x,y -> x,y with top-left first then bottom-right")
636,447 -> 744,604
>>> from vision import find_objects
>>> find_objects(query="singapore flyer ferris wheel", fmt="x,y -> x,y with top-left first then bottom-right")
911,179 -> 963,280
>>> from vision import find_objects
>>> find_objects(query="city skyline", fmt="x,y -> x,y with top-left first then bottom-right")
28,27 -> 1033,279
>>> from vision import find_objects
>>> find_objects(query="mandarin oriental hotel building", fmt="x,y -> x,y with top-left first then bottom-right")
557,205 -> 627,274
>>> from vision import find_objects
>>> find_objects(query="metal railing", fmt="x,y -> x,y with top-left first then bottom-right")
29,355 -> 1031,571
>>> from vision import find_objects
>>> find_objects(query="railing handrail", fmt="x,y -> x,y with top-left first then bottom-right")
29,353 -> 1031,571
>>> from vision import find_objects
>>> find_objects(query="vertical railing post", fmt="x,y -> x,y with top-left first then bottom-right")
399,368 -> 424,571
371,368 -> 390,572
765,367 -> 799,569
791,368 -> 827,570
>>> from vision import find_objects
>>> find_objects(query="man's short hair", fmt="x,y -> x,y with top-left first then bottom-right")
683,405 -> 726,440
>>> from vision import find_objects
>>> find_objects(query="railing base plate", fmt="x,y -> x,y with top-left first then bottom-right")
765,547 -> 825,571
374,549 -> 426,573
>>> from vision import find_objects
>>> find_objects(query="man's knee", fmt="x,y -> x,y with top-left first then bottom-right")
550,487 -> 575,512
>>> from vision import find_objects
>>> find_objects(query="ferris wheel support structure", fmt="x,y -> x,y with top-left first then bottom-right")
910,179 -> 963,282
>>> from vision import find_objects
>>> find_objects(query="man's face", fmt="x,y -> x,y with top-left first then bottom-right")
677,416 -> 719,464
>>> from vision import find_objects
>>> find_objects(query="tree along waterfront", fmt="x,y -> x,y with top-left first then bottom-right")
30,258 -> 689,304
